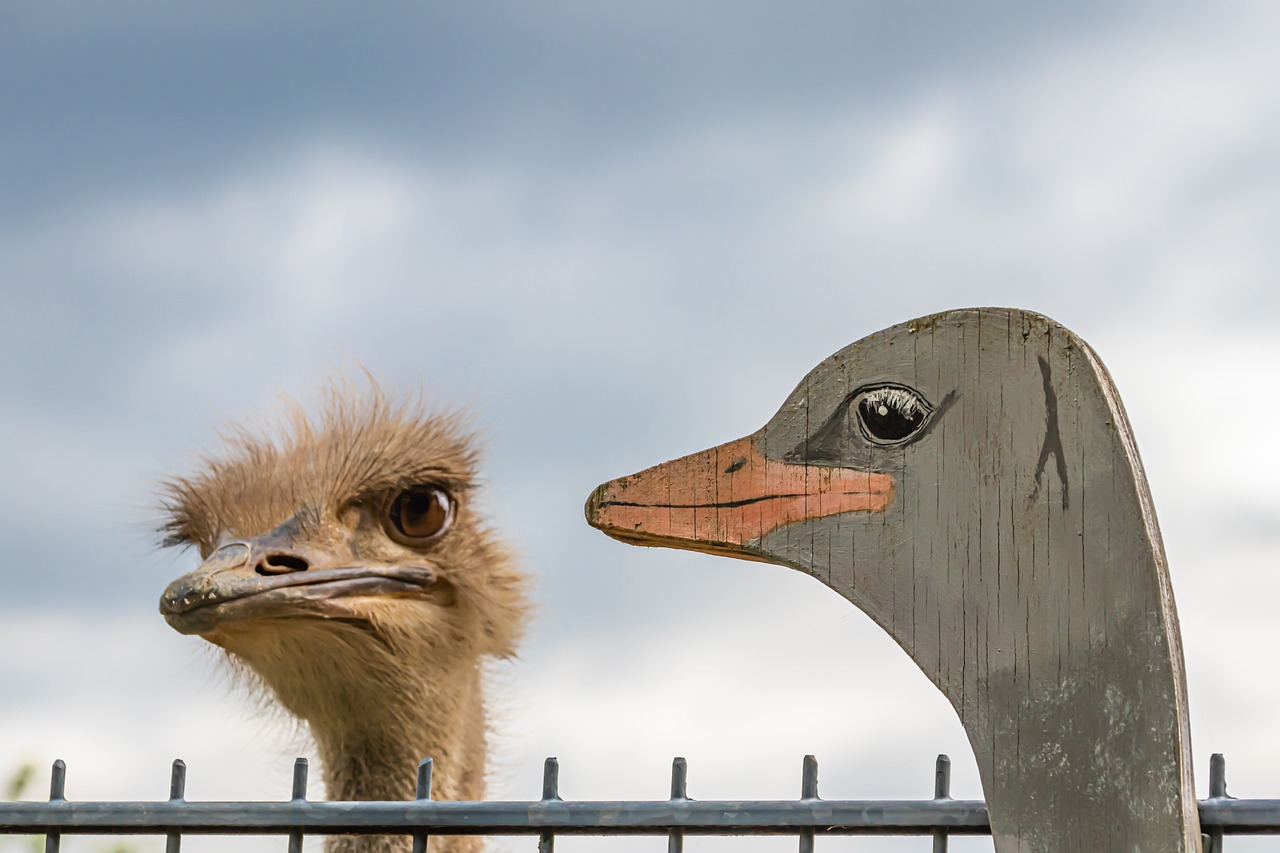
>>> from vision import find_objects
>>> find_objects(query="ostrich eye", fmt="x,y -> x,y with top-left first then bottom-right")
387,486 -> 455,544
855,384 -> 933,445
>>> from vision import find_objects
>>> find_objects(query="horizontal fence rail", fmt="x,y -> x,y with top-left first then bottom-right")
0,753 -> 1274,851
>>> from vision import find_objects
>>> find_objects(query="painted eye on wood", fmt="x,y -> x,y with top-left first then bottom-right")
855,384 -> 933,445
386,485 -> 455,545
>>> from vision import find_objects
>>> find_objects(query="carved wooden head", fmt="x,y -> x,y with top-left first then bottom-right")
587,307 -> 1200,853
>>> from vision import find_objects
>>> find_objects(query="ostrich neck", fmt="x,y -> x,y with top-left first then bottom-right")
927,520 -> 1200,853
313,663 -> 488,853
958,616 -> 1198,853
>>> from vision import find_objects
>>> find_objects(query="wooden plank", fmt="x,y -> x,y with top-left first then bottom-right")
586,307 -> 1201,853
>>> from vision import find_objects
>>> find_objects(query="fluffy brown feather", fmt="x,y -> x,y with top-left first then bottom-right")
158,381 -> 528,853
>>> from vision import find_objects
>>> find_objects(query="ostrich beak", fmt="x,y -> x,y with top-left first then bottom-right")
585,435 -> 894,560
160,522 -> 438,635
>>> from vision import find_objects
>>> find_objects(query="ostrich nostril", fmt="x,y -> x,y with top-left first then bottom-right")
256,553 -> 311,575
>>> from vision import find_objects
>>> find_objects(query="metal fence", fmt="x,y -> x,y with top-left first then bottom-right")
1,753 -> 1274,852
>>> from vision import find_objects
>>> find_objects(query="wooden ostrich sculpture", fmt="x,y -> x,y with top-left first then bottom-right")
587,308 -> 1200,852
158,386 -> 527,853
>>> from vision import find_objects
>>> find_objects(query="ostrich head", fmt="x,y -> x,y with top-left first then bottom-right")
157,383 -> 527,816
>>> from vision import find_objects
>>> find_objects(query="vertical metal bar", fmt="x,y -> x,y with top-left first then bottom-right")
668,757 -> 688,853
1206,753 -> 1226,853
166,759 -> 186,853
44,760 -> 65,853
932,754 -> 951,853
288,758 -> 308,853
413,758 -> 433,853
799,755 -> 818,853
1210,752 -> 1227,797
538,757 -> 559,853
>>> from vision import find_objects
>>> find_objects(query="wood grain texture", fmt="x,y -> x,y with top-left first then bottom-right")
586,307 -> 1200,853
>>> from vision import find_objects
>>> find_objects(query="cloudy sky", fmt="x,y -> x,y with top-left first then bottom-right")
2,2 -> 1279,851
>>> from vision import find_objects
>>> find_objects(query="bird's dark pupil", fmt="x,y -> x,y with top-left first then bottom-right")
396,489 -> 447,537
858,397 -> 924,442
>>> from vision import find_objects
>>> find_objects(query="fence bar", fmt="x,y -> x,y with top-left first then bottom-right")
288,758 -> 308,853
1205,754 -> 1227,853
932,755 -> 951,853
413,759 -> 433,853
668,758 -> 688,853
5,757 -> 1280,839
8,797 -> 1280,836
165,760 -> 186,853
43,760 -> 65,853
799,755 -> 818,853
538,758 -> 559,853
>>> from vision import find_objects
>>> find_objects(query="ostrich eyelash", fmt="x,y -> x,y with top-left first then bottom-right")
860,386 -> 926,418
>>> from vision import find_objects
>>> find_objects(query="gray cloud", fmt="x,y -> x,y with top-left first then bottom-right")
2,2 -> 1280,848
3,0 -> 1132,221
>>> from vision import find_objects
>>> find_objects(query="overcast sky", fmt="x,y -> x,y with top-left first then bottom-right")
2,3 -> 1279,852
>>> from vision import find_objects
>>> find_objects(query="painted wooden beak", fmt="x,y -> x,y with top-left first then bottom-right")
585,435 -> 894,560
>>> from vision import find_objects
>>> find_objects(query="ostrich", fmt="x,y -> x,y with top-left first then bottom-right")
158,384 -> 528,853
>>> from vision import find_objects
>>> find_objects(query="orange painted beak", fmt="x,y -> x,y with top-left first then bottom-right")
585,435 -> 894,559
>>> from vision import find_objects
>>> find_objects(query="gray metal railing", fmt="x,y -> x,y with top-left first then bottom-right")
0,753 -> 1274,850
